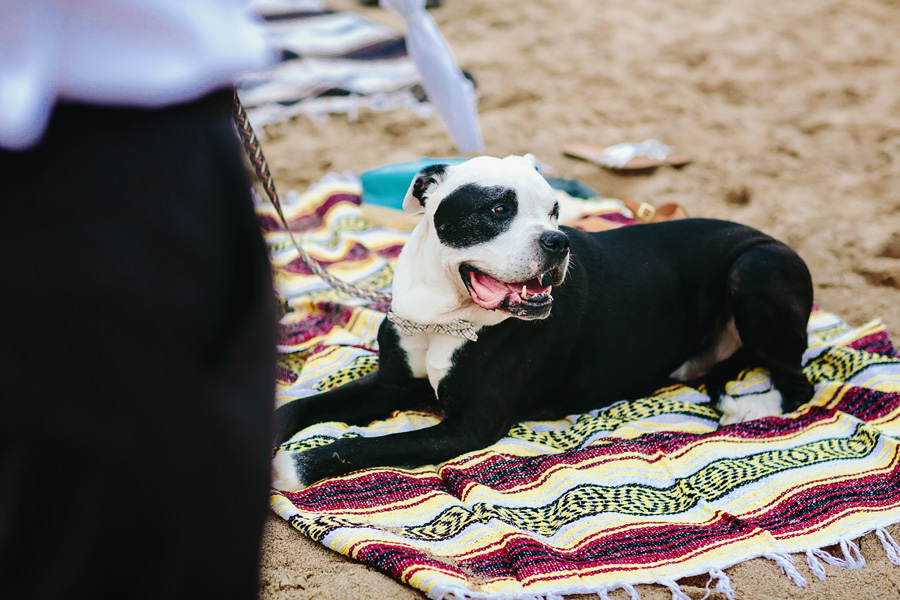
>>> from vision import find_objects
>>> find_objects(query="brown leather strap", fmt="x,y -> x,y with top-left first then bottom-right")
574,198 -> 688,232
622,197 -> 688,224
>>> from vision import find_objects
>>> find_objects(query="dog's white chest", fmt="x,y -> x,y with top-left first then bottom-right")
397,332 -> 469,394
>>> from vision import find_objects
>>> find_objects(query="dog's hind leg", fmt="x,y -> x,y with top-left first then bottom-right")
699,347 -> 754,405
719,244 -> 814,425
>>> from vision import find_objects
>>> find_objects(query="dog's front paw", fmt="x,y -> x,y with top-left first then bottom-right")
718,389 -> 783,425
271,451 -> 308,491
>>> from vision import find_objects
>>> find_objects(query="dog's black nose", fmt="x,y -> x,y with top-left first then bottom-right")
539,230 -> 570,256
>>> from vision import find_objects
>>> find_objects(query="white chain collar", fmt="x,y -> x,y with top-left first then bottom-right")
386,311 -> 479,342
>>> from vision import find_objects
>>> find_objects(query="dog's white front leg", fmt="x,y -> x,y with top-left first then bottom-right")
271,451 -> 306,491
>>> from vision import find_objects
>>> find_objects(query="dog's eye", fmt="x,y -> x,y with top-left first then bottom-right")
491,204 -> 509,215
550,203 -> 559,219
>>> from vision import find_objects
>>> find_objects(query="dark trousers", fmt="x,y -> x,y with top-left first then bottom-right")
0,93 -> 277,599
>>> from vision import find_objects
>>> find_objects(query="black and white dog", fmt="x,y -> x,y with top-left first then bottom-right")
272,154 -> 813,490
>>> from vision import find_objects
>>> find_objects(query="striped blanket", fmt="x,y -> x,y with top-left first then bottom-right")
239,1 -> 440,128
264,178 -> 900,599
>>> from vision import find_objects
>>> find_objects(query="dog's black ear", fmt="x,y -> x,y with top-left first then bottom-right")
403,164 -> 448,215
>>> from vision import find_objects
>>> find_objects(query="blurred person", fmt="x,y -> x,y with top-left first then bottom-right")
0,2 -> 278,599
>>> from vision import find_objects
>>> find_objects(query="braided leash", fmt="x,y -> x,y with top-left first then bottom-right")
231,90 -> 392,304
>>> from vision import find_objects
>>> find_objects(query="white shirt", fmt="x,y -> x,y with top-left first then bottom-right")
0,0 -> 275,151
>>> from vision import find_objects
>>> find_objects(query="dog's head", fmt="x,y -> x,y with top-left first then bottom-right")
402,154 -> 570,321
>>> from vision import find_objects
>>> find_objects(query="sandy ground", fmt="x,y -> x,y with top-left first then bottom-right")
256,0 -> 900,598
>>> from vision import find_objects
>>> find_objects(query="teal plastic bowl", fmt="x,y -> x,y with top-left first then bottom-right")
360,157 -> 468,210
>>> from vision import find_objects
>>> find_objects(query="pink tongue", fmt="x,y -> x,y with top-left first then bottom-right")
468,271 -> 551,309
469,271 -> 509,309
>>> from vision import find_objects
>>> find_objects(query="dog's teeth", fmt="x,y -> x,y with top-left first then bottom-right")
522,285 -> 528,299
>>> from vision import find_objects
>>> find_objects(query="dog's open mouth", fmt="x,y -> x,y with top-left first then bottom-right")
460,265 -> 563,318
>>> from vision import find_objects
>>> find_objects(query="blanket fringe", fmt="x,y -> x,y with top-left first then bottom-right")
800,536 -> 873,584
877,528 -> 900,565
704,568 -> 737,600
421,531 -> 900,600
809,547 -> 849,572
805,549 -> 829,581
840,538 -> 866,568
663,579 -> 691,600
763,552 -> 807,587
